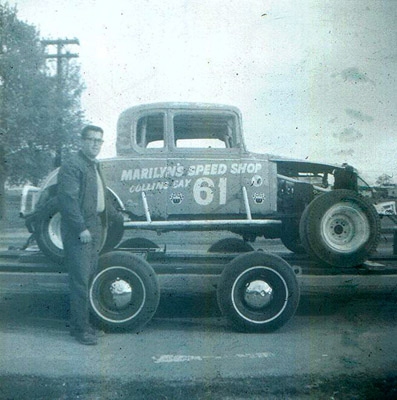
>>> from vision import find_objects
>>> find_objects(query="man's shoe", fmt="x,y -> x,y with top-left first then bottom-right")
91,327 -> 106,338
75,331 -> 98,345
70,326 -> 105,338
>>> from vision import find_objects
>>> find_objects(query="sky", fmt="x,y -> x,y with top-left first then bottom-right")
8,0 -> 397,183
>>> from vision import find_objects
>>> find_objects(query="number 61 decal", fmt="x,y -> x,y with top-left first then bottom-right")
193,177 -> 227,206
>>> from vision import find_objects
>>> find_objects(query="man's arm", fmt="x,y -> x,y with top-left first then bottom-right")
58,161 -> 87,235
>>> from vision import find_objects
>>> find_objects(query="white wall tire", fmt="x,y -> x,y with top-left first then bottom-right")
217,252 -> 300,333
89,251 -> 160,331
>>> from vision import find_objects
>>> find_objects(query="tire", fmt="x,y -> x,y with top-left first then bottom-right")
208,238 -> 254,253
89,251 -> 160,331
101,210 -> 124,252
34,196 -> 124,263
34,198 -> 65,264
217,252 -> 300,333
117,237 -> 159,249
280,221 -> 306,254
299,189 -> 380,268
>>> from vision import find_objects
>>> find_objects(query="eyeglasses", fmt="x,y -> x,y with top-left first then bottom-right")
84,138 -> 104,145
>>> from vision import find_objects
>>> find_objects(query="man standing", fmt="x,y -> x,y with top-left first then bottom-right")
58,125 -> 106,345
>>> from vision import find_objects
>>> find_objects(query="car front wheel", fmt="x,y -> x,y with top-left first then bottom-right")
299,189 -> 380,267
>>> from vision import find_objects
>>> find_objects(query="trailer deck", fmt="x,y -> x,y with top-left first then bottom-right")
1,247 -> 397,290
1,245 -> 396,333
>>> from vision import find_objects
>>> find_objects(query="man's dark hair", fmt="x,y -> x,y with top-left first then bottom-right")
81,125 -> 104,139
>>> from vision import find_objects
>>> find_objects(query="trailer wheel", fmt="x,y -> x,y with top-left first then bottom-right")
117,237 -> 159,250
280,221 -> 305,254
208,238 -> 254,253
89,251 -> 160,331
217,252 -> 299,332
299,189 -> 380,267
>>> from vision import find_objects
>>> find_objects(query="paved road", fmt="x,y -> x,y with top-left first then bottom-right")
0,274 -> 396,398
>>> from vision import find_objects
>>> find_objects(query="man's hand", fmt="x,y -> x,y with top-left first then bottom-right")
79,229 -> 92,244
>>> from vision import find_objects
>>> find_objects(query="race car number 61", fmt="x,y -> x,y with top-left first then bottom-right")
193,177 -> 227,206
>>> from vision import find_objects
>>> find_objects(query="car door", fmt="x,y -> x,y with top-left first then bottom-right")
166,110 -> 243,219
102,110 -> 168,220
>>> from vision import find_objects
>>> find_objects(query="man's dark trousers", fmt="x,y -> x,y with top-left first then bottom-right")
62,216 -> 102,333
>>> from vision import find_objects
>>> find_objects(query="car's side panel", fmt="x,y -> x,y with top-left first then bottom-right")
166,154 -> 277,217
101,152 -> 278,221
101,156 -> 168,219
166,156 -> 242,216
242,154 -> 278,216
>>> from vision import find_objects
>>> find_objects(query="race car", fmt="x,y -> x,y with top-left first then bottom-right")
21,102 -> 381,268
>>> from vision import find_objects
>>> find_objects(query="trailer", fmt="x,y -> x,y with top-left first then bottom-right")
1,235 -> 397,334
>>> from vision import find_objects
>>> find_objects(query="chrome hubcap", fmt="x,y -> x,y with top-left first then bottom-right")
109,279 -> 133,309
244,280 -> 273,309
231,266 -> 289,324
90,266 -> 146,324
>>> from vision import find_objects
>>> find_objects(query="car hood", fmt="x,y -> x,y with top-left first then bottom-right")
246,151 -> 354,176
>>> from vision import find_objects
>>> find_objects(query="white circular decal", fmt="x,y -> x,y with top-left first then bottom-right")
251,175 -> 263,187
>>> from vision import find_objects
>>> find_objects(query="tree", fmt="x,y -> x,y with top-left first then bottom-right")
0,3 -> 84,220
376,174 -> 394,187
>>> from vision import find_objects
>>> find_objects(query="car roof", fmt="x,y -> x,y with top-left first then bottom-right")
116,103 -> 243,156
118,102 -> 242,119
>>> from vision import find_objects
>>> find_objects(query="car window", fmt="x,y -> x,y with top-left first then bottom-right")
136,113 -> 165,149
173,113 -> 236,149
146,140 -> 166,148
175,138 -> 226,148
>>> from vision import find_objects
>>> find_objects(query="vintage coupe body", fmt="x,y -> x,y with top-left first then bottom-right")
22,102 -> 380,268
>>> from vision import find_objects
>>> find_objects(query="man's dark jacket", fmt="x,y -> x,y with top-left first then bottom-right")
58,150 -> 109,233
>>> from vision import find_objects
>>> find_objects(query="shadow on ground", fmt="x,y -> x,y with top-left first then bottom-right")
0,290 -> 396,335
0,373 -> 396,400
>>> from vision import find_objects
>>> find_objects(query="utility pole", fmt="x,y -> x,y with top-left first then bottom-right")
41,38 -> 80,167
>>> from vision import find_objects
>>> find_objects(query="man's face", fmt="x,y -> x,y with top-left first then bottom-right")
81,130 -> 104,159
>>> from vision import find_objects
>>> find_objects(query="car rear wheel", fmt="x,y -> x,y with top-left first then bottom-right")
299,190 -> 380,267
89,251 -> 160,331
34,196 -> 124,263
217,252 -> 300,332
34,198 -> 65,264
